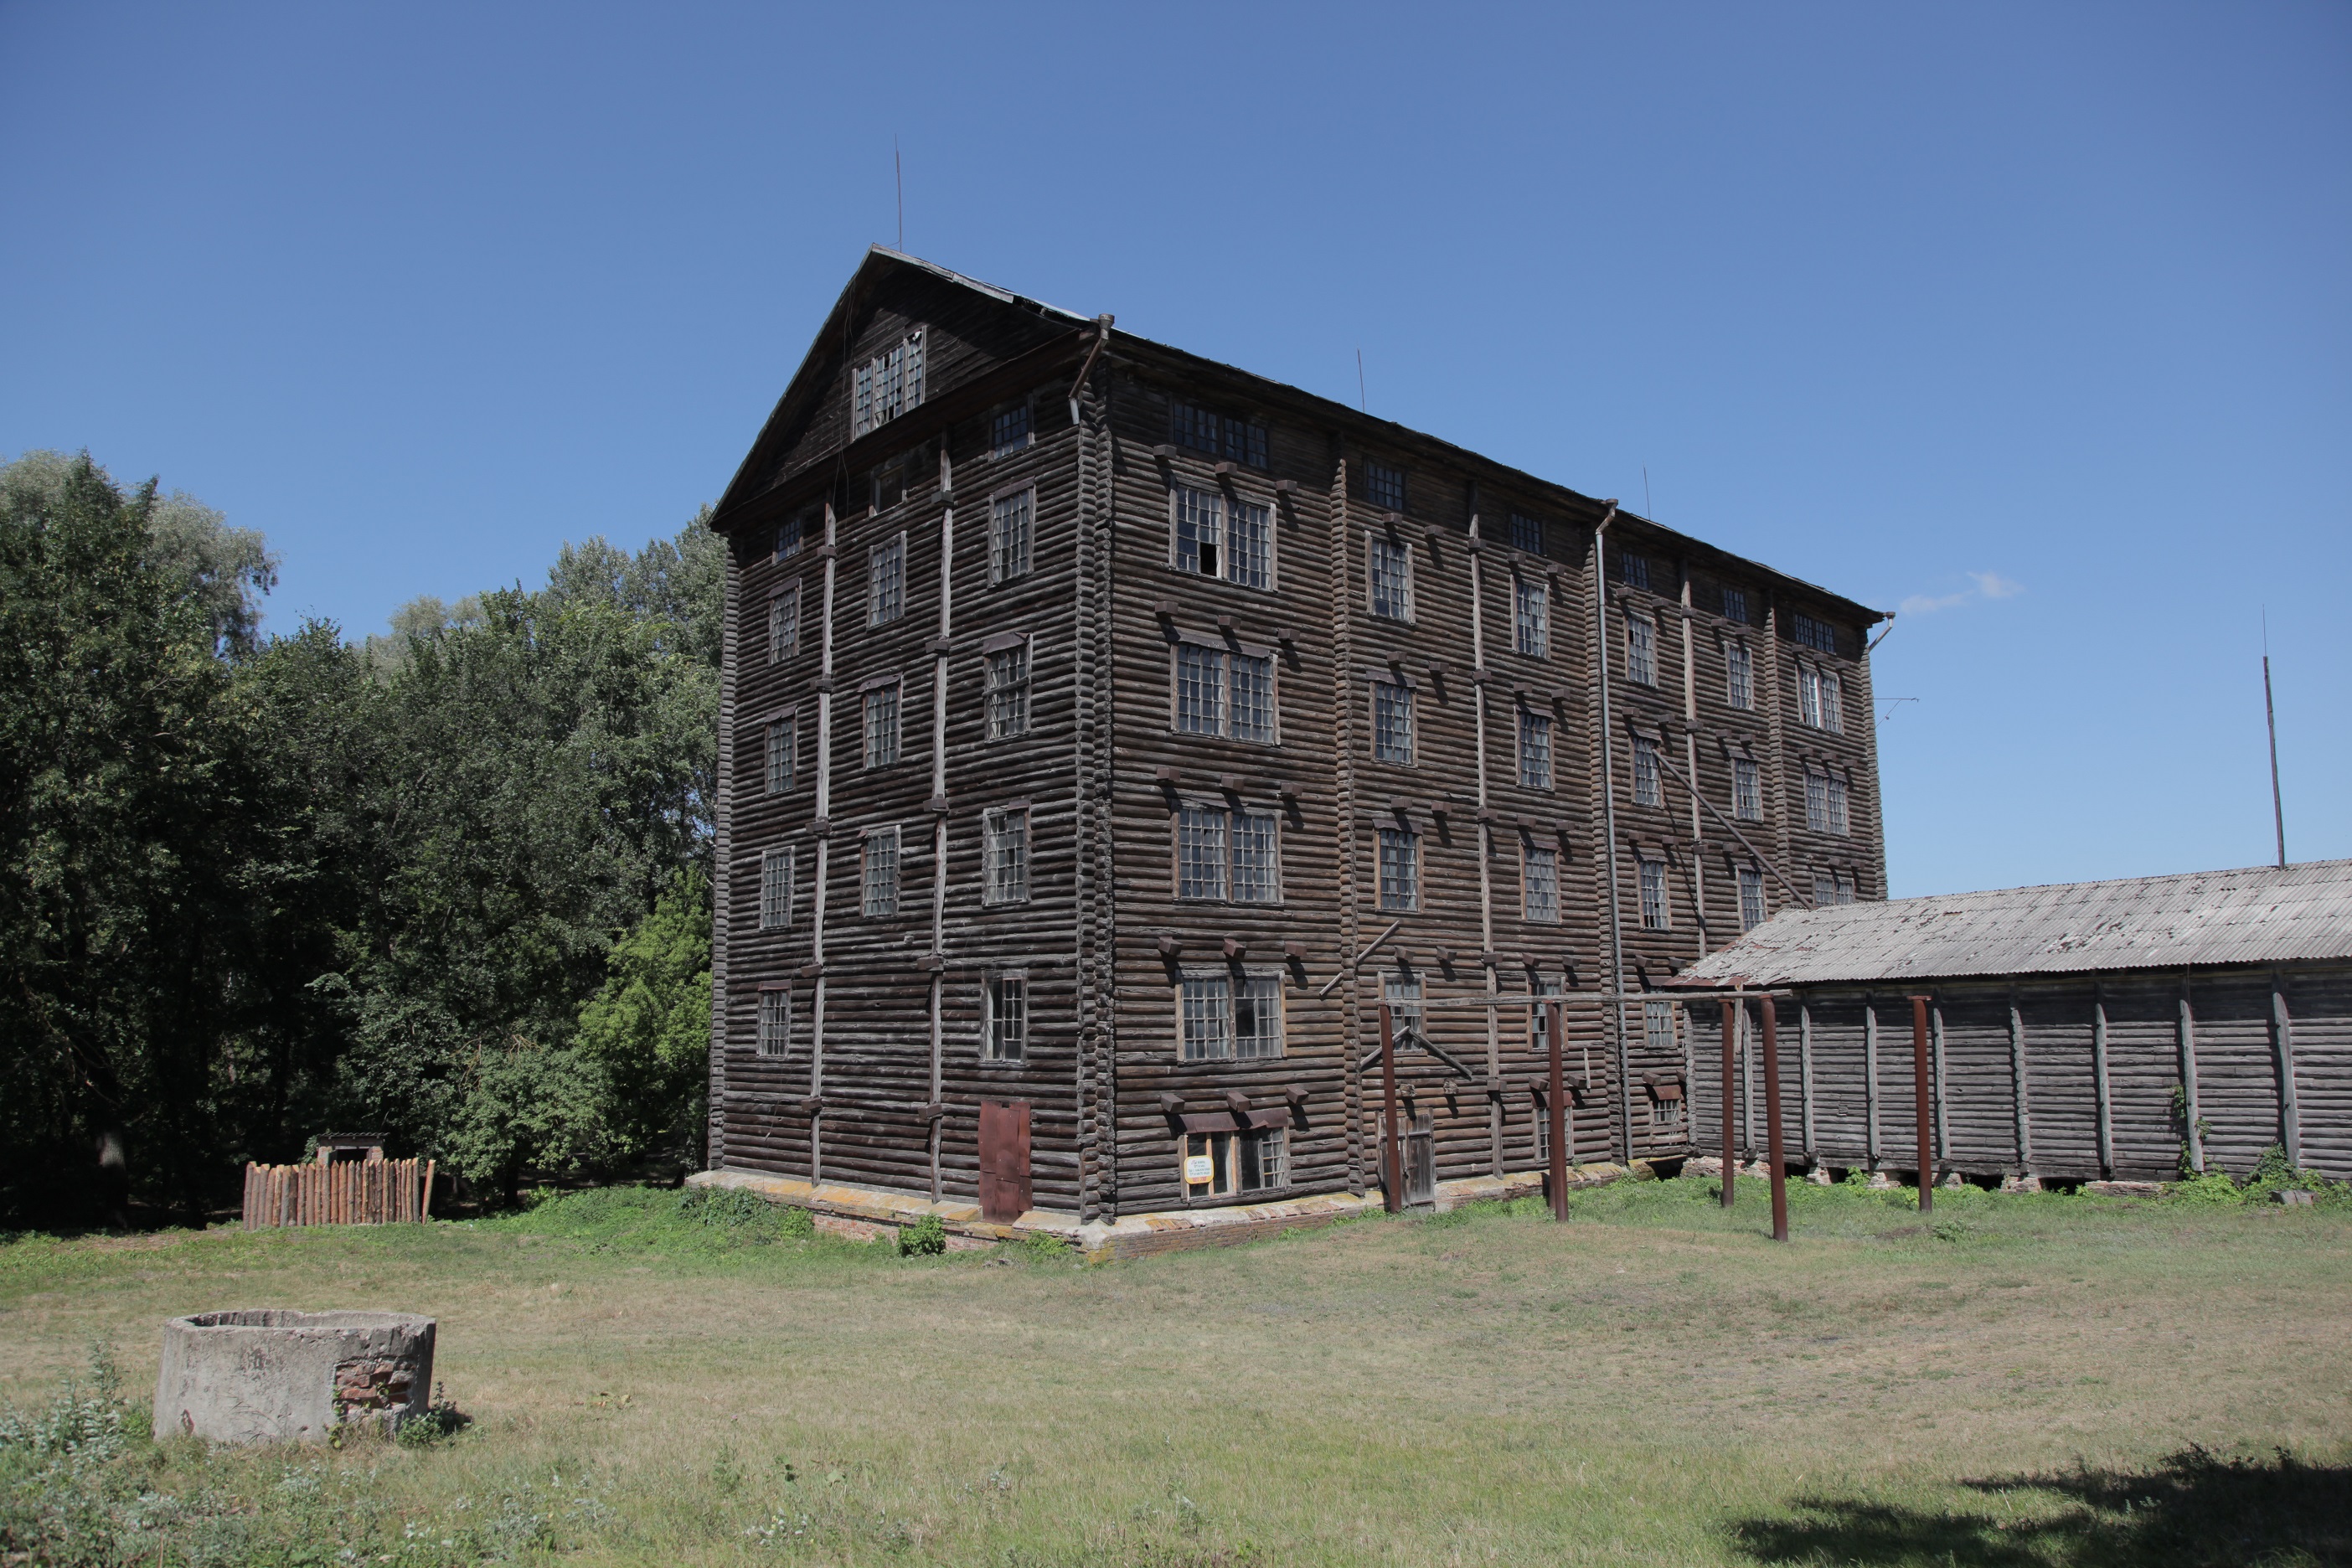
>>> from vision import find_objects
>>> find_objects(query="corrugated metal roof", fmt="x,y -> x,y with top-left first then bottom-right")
1676,859 -> 2352,988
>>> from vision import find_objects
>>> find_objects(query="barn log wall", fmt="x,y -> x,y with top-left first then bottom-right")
707,255 -> 1892,1216
1685,963 -> 2352,1183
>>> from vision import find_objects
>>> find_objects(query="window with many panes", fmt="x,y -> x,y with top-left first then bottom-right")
1627,611 -> 1658,686
1737,865 -> 1766,931
1173,804 -> 1279,903
768,583 -> 800,664
757,987 -> 792,1057
1819,668 -> 1844,734
1173,486 -> 1272,591
1370,680 -> 1413,764
862,827 -> 900,916
1523,844 -> 1560,923
1632,735 -> 1662,807
1732,756 -> 1761,822
989,488 -> 1032,583
985,642 -> 1029,739
1363,460 -> 1406,512
983,807 -> 1029,905
1791,611 -> 1837,654
1828,771 -> 1849,834
1178,972 -> 1285,1061
1518,708 -> 1553,790
1514,576 -> 1549,658
868,536 -> 905,626
1813,872 -> 1839,909
1725,639 -> 1751,709
1638,858 -> 1669,930
852,331 -> 925,438
1172,400 -> 1268,467
1184,1126 -> 1286,1199
1171,644 -> 1275,743
765,715 -> 794,794
984,974 -> 1026,1061
760,846 -> 793,930
863,681 -> 901,768
1805,767 -> 1828,833
774,508 -> 813,564
1510,513 -> 1545,554
1720,585 -> 1749,624
1367,533 -> 1411,620
1378,827 -> 1419,911
1385,971 -> 1424,1037
1621,550 -> 1651,591
991,401 -> 1030,457
1798,665 -> 1843,732
1835,870 -> 1856,903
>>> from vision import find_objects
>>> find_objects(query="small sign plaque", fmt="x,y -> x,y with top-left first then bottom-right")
1184,1154 -> 1214,1184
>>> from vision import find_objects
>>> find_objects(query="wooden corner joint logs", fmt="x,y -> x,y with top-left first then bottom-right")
241,1157 -> 436,1229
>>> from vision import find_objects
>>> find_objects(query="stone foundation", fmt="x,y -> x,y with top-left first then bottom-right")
156,1309 -> 435,1444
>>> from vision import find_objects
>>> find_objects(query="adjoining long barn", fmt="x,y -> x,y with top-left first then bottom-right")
699,247 -> 1891,1228
1673,859 -> 2352,1184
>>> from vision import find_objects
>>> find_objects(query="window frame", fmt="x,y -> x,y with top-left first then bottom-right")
1627,609 -> 1658,687
764,711 -> 796,796
851,329 -> 926,439
1376,825 -> 1420,912
867,532 -> 907,627
1521,840 -> 1560,925
1517,705 -> 1555,792
1724,637 -> 1752,710
1170,399 -> 1269,469
1514,574 -> 1550,659
1362,459 -> 1406,513
983,635 -> 1032,740
767,580 -> 802,665
1369,677 -> 1415,765
759,845 -> 795,931
988,397 -> 1033,459
1168,636 -> 1280,745
861,825 -> 902,918
983,971 -> 1028,1063
983,804 -> 1031,906
988,483 -> 1034,585
861,677 -> 904,770
1365,529 -> 1414,622
1168,483 -> 1276,593
1737,864 -> 1767,931
1638,857 -> 1669,931
1171,797 -> 1283,906
756,984 -> 792,1058
1732,755 -> 1761,822
1632,733 -> 1663,807
1509,513 -> 1545,556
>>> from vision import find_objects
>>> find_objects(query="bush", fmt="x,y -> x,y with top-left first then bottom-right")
897,1214 -> 946,1256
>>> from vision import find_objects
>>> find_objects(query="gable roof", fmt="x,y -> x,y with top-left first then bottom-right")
1674,859 -> 2352,988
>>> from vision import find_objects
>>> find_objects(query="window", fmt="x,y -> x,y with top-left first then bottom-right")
1514,576 -> 1549,659
989,489 -> 1032,583
1627,612 -> 1658,686
862,682 -> 901,769
1171,644 -> 1276,743
1368,534 -> 1412,620
1737,865 -> 1767,931
1363,460 -> 1406,513
1518,708 -> 1554,790
1370,680 -> 1414,764
1632,735 -> 1662,807
1523,844 -> 1560,923
1175,805 -> 1280,903
1184,1127 -> 1287,1199
1178,972 -> 1282,1062
1644,999 -> 1678,1055
1798,666 -> 1820,728
1650,1078 -> 1687,1134
1235,974 -> 1283,1059
1384,971 -> 1424,1038
1172,400 -> 1267,468
1720,585 -> 1749,624
767,584 -> 800,664
868,536 -> 905,626
1818,668 -> 1844,735
991,401 -> 1030,456
1828,771 -> 1849,835
985,642 -> 1030,739
851,331 -> 925,438
760,847 -> 794,931
774,508 -> 812,563
1378,827 -> 1419,911
984,975 -> 1026,1062
862,827 -> 900,916
1837,871 -> 1856,904
1510,513 -> 1545,554
765,716 -> 794,794
1732,756 -> 1761,822
984,807 -> 1029,905
757,988 -> 792,1057
1798,665 -> 1842,731
1638,858 -> 1669,930
1525,974 -> 1564,1058
1791,611 -> 1838,654
1173,486 -> 1272,591
1621,550 -> 1650,591
1813,872 -> 1839,910
1725,639 -> 1751,709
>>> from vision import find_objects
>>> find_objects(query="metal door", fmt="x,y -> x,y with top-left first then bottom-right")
977,1098 -> 1032,1222
1405,1110 -> 1436,1207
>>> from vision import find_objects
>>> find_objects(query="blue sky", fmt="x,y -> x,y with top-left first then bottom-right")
3,3 -> 2344,896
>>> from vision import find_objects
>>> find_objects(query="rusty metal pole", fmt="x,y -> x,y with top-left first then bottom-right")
1547,1000 -> 1569,1220
1761,997 -> 1789,1242
1379,1001 -> 1402,1215
1911,994 -> 1933,1215
1720,998 -> 1738,1209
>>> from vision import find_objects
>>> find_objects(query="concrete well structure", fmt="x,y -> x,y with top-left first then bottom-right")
154,1309 -> 436,1443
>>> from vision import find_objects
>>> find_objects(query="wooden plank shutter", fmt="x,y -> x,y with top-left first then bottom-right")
977,1098 -> 1032,1222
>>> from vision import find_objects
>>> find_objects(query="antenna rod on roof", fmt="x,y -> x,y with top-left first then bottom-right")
1357,348 -> 1366,414
895,137 -> 904,250
2264,611 -> 2286,869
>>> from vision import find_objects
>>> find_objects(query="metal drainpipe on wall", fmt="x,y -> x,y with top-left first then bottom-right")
930,454 -> 954,1204
1680,565 -> 1705,961
810,501 -> 839,1185
1467,494 -> 1502,1179
1591,505 -> 1632,1163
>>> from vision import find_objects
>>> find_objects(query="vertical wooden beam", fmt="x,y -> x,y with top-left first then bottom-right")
2009,989 -> 2032,1179
1380,1001 -> 1402,1214
1546,1001 -> 1568,1221
1329,453 -> 1366,1197
809,500 -> 840,1185
1741,1007 -> 1758,1158
1467,489 -> 1503,1180
1798,1002 -> 1818,1166
2092,983 -> 2113,1178
1931,1000 -> 1952,1170
2273,973 -> 2303,1168
1910,995 -> 1932,1214
2178,973 -> 2204,1174
1865,999 -> 1881,1168
1761,998 -> 1788,1241
1720,998 -> 1737,1210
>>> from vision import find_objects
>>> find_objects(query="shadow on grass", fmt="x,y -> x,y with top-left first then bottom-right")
1729,1446 -> 2351,1567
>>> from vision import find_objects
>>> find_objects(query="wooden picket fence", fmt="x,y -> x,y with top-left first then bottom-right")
242,1158 -> 436,1229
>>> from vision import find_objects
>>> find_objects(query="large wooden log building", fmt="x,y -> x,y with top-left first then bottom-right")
702,248 -> 1889,1224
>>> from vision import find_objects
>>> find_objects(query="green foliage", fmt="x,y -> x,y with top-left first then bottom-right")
2169,1169 -> 2245,1206
2239,1144 -> 2349,1209
897,1213 -> 948,1256
1016,1228 -> 1075,1263
570,868 -> 714,1171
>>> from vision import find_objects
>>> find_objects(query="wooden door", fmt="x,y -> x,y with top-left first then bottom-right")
1405,1110 -> 1436,1207
977,1099 -> 1032,1222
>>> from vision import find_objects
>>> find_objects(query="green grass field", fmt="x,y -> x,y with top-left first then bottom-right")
4,1176 -> 2349,1566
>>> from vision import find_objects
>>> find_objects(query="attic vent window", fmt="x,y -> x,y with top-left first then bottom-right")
853,329 -> 926,438
1363,461 -> 1406,513
1172,400 -> 1267,468
1791,611 -> 1839,656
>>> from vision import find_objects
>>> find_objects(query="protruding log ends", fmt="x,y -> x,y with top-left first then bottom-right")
920,1101 -> 946,1123
1155,936 -> 1181,959
1224,1090 -> 1252,1115
1151,444 -> 1177,461
1272,478 -> 1298,495
1157,1092 -> 1184,1117
1283,1084 -> 1309,1106
1221,936 -> 1246,961
797,961 -> 825,979
915,953 -> 944,972
926,794 -> 951,814
799,1096 -> 824,1116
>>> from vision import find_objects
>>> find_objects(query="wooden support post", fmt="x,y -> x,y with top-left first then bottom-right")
1910,995 -> 1932,1213
1761,997 -> 1788,1242
2178,975 -> 2204,1174
1798,1002 -> 1817,1168
422,1158 -> 436,1220
1379,1001 -> 1402,1215
1546,1000 -> 1568,1221
2092,984 -> 2113,1178
2009,990 -> 2032,1179
1719,998 -> 1737,1210
2273,975 -> 2302,1168
1932,1002 -> 1951,1173
1864,1000 -> 1881,1168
